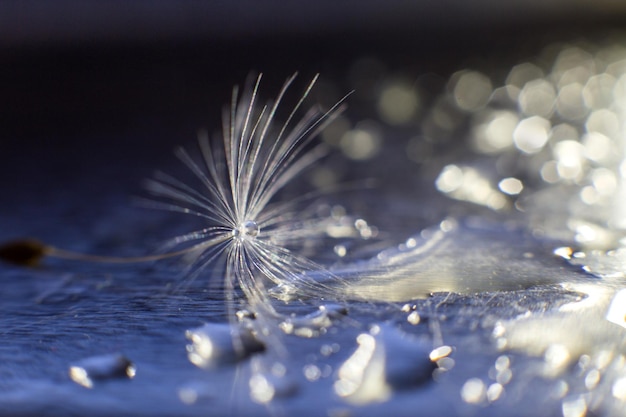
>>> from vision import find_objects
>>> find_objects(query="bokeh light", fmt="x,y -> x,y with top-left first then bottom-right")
377,80 -> 420,125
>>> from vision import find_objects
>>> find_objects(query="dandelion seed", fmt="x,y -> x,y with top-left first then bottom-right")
145,73 -> 351,317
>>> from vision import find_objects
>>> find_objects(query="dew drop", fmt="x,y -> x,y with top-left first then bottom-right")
406,311 -> 421,325
461,378 -> 486,404
185,323 -> 265,368
303,364 -> 322,381
486,383 -> 504,402
233,220 -> 260,240
69,353 -> 135,389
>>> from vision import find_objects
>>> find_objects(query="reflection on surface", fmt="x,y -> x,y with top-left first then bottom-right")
331,219 -> 584,302
334,324 -> 436,405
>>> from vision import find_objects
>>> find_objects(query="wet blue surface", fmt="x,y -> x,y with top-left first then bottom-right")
3,32 -> 626,417
0,172 -> 593,416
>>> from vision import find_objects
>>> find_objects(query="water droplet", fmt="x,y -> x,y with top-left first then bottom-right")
279,305 -> 347,338
69,353 -> 135,389
377,81 -> 420,125
303,364 -> 322,381
552,380 -> 569,399
496,368 -> 513,385
498,177 -> 524,195
461,378 -> 486,404
495,355 -> 510,371
544,344 -> 571,376
185,323 -> 265,368
451,70 -> 493,111
513,116 -> 551,154
233,220 -> 260,240
562,395 -> 587,417
606,289 -> 626,328
249,374 -> 275,404
334,244 -> 347,258
486,383 -> 504,402
584,369 -> 600,390
429,345 -> 452,361
406,311 -> 420,325
249,361 -> 297,404
518,79 -> 556,117
335,324 -> 435,405
320,343 -> 340,356
339,122 -> 382,160
612,376 -> 626,400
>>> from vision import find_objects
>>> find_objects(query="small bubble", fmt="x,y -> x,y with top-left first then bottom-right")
486,383 -> 504,402
553,247 -> 573,259
591,168 -> 617,195
492,322 -> 506,338
519,79 -> 556,117
249,374 -> 275,404
334,244 -> 347,258
584,369 -> 600,390
339,122 -> 383,161
233,220 -> 260,240
471,110 -> 518,154
552,380 -> 569,399
407,311 -> 421,325
496,338 -> 507,350
498,177 -> 523,195
554,140 -> 586,181
612,377 -> 626,400
561,395 -> 587,417
541,160 -> 560,183
513,116 -> 551,154
272,362 -> 287,377
506,63 -> 545,97
582,132 -> 613,163
331,205 -> 346,219
586,109 -> 619,137
178,387 -> 199,405
556,82 -> 588,120
544,344 -> 570,376
461,378 -> 486,404
439,219 -> 456,232
435,165 -> 464,193
436,357 -> 455,371
594,349 -> 616,369
495,355 -> 510,371
303,364 -> 322,382
429,345 -> 453,361
451,70 -> 493,111
377,81 -> 420,125
552,47 -> 594,83
321,344 -> 334,356
496,368 -> 513,385
582,73 -> 616,109
580,186 -> 599,205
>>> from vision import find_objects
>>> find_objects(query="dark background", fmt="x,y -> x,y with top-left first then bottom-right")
2,0 -> 625,211
0,1 -> 624,251
2,1 -> 626,140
